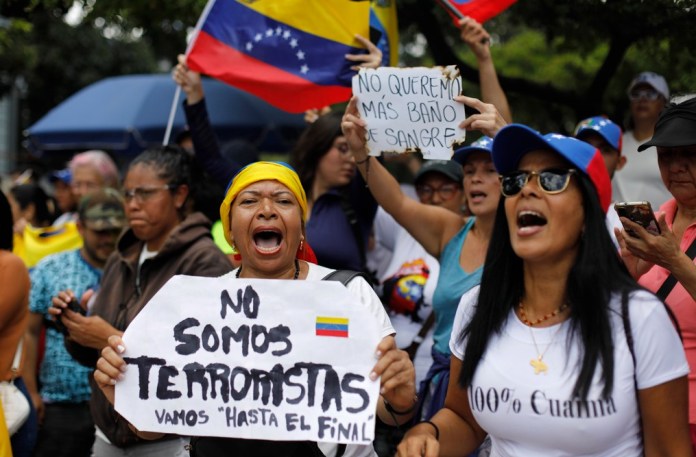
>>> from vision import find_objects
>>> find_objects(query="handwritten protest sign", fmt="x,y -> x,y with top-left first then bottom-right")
116,275 -> 382,443
351,66 -> 466,159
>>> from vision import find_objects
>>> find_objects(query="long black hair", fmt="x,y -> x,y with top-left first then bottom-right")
0,190 -> 13,251
289,112 -> 343,200
458,171 -> 639,400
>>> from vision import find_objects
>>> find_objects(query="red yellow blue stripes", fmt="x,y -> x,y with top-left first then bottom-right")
316,316 -> 349,338
187,0 -> 371,113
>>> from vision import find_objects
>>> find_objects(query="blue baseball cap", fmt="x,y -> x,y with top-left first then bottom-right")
452,136 -> 493,165
574,116 -> 623,154
492,124 -> 612,213
49,168 -> 72,184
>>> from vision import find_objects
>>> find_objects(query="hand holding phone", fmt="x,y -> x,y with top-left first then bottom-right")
66,297 -> 86,315
614,201 -> 661,237
54,297 -> 86,335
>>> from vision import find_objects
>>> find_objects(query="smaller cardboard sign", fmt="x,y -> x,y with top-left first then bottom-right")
351,66 -> 466,159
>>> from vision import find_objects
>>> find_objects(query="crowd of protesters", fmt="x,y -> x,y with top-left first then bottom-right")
1,13 -> 696,457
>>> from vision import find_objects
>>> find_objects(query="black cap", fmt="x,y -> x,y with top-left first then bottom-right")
414,160 -> 463,184
638,96 -> 696,151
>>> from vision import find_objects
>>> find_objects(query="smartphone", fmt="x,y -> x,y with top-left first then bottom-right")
614,201 -> 661,237
66,297 -> 86,315
54,297 -> 85,335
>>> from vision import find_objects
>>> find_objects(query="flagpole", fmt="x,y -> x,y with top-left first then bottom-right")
162,0 -> 217,146
436,0 -> 465,19
162,87 -> 181,146
435,0 -> 489,44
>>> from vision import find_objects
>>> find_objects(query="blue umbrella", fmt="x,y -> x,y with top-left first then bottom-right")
25,74 -> 306,155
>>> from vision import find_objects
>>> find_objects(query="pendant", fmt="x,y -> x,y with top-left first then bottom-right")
530,356 -> 548,375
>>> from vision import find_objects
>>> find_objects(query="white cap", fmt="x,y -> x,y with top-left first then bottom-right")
627,72 -> 669,100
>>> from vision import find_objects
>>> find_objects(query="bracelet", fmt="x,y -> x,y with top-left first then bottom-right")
355,156 -> 370,165
422,420 -> 440,440
383,396 -> 417,415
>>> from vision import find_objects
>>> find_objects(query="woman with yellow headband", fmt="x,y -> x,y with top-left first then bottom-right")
93,161 -> 417,457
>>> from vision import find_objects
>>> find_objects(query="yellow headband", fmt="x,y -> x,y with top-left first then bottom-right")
219,161 -> 308,247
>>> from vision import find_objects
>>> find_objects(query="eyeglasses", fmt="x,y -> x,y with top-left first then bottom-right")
415,183 -> 462,201
629,89 -> 661,102
122,185 -> 176,203
499,169 -> 577,197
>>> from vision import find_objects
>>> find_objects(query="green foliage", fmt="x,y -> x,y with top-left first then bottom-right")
1,5 -> 158,127
400,0 -> 696,132
0,18 -> 36,93
2,0 -> 696,153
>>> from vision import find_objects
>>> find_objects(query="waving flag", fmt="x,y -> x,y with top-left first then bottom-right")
436,0 -> 517,24
370,0 -> 399,67
187,0 -> 371,113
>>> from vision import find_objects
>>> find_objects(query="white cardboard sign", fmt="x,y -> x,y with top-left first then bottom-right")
115,275 -> 381,444
351,66 -> 466,159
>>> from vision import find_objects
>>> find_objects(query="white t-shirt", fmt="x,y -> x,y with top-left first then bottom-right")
367,184 -> 418,280
612,132 -> 672,208
304,262 -> 394,340
450,287 -> 688,457
378,225 -> 438,386
309,262 -> 394,457
232,262 -> 395,457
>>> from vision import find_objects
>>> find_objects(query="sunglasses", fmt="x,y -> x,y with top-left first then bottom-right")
499,169 -> 577,197
629,89 -> 661,102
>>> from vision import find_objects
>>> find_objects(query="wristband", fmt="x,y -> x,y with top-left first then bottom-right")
422,420 -> 440,440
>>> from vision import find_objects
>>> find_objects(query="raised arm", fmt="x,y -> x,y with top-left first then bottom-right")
341,97 -> 464,258
459,17 -> 512,123
173,54 -> 241,187
344,34 -> 384,71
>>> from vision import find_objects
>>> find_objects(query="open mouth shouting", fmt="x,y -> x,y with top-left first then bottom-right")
252,227 -> 284,255
517,210 -> 547,235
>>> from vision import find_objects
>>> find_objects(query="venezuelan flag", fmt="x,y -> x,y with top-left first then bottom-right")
187,0 -> 371,113
370,0 -> 399,67
316,316 -> 349,338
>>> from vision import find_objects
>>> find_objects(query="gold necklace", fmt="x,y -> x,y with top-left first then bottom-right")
527,323 -> 564,375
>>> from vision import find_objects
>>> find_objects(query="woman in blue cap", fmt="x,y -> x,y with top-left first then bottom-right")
397,124 -> 690,456
342,95 -> 505,423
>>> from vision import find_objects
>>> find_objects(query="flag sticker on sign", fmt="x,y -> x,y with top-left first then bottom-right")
316,317 -> 349,338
